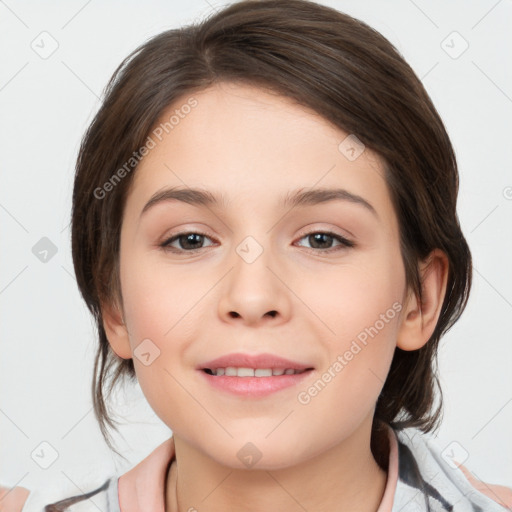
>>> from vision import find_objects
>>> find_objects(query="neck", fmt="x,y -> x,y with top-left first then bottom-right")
165,418 -> 389,512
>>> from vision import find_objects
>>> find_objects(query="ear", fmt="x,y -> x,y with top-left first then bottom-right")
101,300 -> 132,359
396,249 -> 449,351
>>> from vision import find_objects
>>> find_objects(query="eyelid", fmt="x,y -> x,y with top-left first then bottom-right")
158,223 -> 217,243
296,224 -> 353,241
294,223 -> 355,246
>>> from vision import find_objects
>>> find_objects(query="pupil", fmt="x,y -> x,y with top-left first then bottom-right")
310,233 -> 332,249
182,233 -> 202,249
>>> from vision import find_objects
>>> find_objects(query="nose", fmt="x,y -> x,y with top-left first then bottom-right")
217,243 -> 292,327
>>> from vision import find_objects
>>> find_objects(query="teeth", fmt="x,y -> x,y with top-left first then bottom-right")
237,367 -> 255,377
208,367 -> 304,377
254,368 -> 272,377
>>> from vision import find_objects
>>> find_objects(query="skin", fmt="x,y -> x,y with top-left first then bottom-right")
103,81 -> 449,512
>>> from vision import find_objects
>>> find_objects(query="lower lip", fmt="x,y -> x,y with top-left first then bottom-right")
199,369 -> 314,397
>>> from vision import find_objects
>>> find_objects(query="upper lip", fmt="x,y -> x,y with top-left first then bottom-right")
198,352 -> 314,371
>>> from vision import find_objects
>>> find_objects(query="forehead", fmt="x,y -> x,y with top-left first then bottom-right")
126,82 -> 396,231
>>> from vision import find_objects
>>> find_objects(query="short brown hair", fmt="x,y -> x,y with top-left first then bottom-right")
71,0 -> 472,455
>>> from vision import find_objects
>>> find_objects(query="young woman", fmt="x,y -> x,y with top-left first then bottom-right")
4,0 -> 511,510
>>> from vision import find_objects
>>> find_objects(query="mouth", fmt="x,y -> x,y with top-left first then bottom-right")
198,352 -> 314,375
197,352 -> 315,397
202,367 -> 313,377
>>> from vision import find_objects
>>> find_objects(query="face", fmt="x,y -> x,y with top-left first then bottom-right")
111,81 -> 409,469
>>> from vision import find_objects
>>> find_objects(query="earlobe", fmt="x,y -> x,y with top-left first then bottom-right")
397,249 -> 449,351
101,300 -> 132,359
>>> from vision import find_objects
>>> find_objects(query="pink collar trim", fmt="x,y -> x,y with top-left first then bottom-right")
118,436 -> 175,512
376,425 -> 399,512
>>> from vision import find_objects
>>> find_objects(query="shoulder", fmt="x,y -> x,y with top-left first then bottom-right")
391,426 -> 512,511
1,437 -> 175,512
0,476 -> 118,512
0,484 -> 30,512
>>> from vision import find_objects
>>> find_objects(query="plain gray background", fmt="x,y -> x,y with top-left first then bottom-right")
1,0 -> 511,494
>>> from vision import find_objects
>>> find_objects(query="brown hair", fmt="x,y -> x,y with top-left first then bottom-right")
71,0 -> 472,456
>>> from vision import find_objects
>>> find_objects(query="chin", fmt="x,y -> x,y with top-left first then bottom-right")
209,438 -> 307,472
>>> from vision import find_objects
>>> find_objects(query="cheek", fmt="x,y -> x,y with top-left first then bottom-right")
293,299 -> 400,448
118,254 -> 214,417
296,255 -> 404,409
118,266 -> 187,426
120,254 -> 205,344
300,253 -> 404,344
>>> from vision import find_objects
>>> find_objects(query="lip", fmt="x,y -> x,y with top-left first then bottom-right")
199,369 -> 314,397
198,352 -> 313,372
197,352 -> 315,398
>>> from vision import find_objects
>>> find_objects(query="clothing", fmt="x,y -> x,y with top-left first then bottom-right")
10,425 -> 512,511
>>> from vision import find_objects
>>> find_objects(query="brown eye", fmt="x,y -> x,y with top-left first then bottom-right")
296,231 -> 354,253
161,232 -> 215,252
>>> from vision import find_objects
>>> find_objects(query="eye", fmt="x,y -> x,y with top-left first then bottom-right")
295,231 -> 355,253
160,230 -> 354,254
160,231 -> 216,253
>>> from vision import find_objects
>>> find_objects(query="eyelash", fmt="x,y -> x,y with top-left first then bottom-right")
160,229 -> 355,255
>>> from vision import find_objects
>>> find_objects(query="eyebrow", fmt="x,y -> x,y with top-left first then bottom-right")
140,186 -> 378,218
